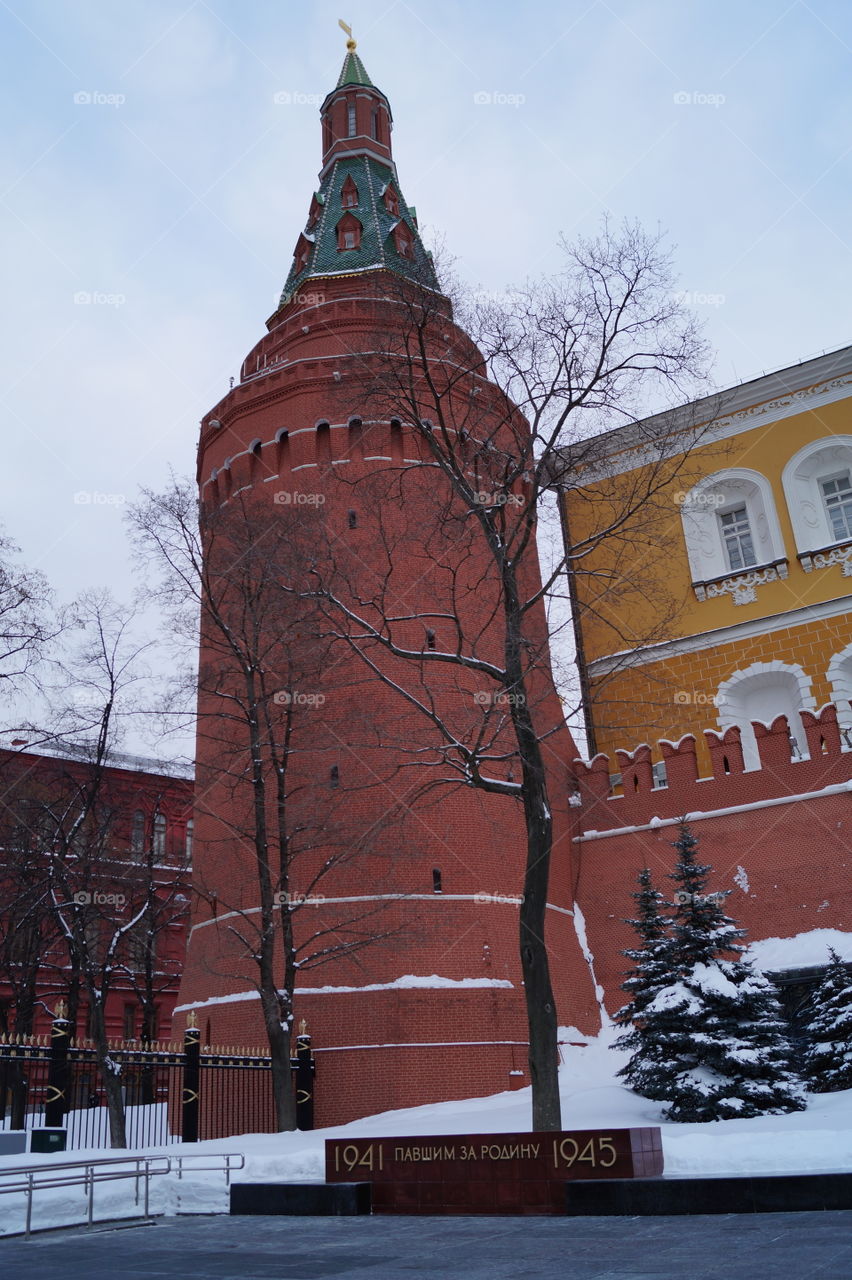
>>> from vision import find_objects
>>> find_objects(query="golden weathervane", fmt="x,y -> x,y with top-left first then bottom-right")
338,19 -> 357,51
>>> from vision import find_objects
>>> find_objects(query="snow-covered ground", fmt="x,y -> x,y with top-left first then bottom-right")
1,1025 -> 851,1235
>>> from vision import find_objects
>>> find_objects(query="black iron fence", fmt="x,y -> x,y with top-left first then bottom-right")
0,1013 -> 314,1150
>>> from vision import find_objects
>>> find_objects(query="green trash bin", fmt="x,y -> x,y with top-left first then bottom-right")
30,1128 -> 67,1154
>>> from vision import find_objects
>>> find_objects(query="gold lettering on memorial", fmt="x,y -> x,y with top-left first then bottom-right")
333,1142 -> 384,1173
551,1135 -> 617,1170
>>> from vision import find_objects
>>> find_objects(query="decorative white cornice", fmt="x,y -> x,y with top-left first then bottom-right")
694,559 -> 789,605
800,541 -> 852,577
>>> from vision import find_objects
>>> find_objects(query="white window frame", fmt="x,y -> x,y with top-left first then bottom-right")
680,468 -> 785,585
782,436 -> 852,554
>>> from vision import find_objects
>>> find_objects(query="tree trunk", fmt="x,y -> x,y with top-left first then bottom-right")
504,568 -> 562,1131
90,1002 -> 127,1148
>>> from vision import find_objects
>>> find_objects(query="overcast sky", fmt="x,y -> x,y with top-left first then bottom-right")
2,0 -> 851,750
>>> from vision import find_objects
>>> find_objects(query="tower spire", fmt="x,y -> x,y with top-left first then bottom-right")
336,20 -> 374,88
276,36 -> 439,311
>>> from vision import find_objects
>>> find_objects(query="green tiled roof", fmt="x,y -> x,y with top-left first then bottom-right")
336,50 -> 373,88
279,154 -> 439,306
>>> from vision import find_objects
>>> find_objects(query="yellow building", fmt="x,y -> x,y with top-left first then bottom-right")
559,343 -> 852,773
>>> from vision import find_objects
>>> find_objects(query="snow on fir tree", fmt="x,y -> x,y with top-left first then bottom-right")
613,866 -> 673,1093
615,821 -> 805,1122
802,948 -> 852,1092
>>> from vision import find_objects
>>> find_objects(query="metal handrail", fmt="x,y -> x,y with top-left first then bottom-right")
0,1151 -> 245,1238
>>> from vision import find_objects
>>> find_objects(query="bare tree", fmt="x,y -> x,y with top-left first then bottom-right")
115,797 -> 191,1047
128,483 -> 403,1131
307,218 -> 711,1129
0,527 -> 54,697
32,591 -> 160,1147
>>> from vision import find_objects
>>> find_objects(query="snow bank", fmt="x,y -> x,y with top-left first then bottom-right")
748,929 -> 852,972
2,1025 -> 851,1235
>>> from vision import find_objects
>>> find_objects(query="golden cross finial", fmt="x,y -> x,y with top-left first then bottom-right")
187,1009 -> 198,1029
338,18 -> 356,51
299,1017 -> 308,1036
55,999 -> 68,1021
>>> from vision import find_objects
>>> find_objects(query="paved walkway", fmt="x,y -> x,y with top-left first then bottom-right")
2,1212 -> 852,1278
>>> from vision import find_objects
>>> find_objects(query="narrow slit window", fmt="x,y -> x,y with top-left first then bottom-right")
348,510 -> 357,529
330,765 -> 340,789
426,629 -> 436,650
432,868 -> 442,894
347,103 -> 356,137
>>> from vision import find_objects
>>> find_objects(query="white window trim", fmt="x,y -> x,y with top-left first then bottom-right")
781,435 -> 852,556
680,468 -> 786,588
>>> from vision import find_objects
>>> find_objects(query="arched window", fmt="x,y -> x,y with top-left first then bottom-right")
248,439 -> 262,481
679,469 -> 786,600
316,421 -> 331,466
371,108 -> 380,141
715,662 -> 815,769
275,428 -> 290,473
185,819 -> 194,861
782,436 -> 852,565
383,184 -> 399,217
153,813 -> 166,859
347,101 -> 357,138
348,416 -> 363,459
130,810 -> 145,860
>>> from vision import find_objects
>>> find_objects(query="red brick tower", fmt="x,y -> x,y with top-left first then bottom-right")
178,40 -> 599,1126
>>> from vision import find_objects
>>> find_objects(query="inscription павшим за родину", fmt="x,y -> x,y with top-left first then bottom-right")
326,1128 -> 662,1181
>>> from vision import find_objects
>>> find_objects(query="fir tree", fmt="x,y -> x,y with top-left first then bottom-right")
802,949 -> 852,1092
614,866 -> 673,1092
616,821 -> 805,1122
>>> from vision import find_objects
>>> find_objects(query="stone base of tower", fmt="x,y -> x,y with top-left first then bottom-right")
175,966 -> 601,1131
